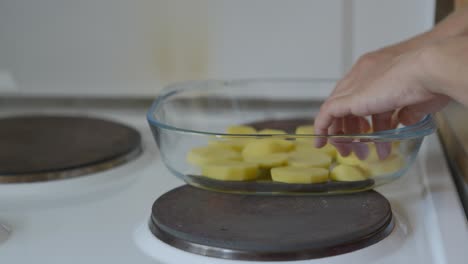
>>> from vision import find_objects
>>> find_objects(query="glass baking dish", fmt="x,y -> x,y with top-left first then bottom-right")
147,79 -> 436,195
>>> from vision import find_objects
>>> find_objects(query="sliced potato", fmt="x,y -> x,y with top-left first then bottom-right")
331,164 -> 367,182
336,143 -> 383,165
208,139 -> 251,152
201,161 -> 259,181
187,146 -> 241,167
295,125 -> 315,134
294,142 -> 336,158
226,125 -> 257,134
244,153 -> 289,169
242,139 -> 294,159
294,125 -> 338,156
258,129 -> 286,135
336,143 -> 401,173
288,151 -> 332,169
271,166 -> 329,184
336,152 -> 363,166
367,154 -> 404,177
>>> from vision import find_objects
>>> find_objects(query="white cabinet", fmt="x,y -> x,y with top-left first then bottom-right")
0,0 -> 434,97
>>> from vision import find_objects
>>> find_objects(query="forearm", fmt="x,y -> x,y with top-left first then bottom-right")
432,6 -> 468,38
376,7 -> 468,55
421,35 -> 468,106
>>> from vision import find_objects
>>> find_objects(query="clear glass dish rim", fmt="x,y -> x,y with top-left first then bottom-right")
146,78 -> 437,140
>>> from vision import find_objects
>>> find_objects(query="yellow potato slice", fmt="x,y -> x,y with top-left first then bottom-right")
331,164 -> 368,182
226,125 -> 257,134
367,154 -> 404,177
295,125 -> 315,134
294,142 -> 336,158
208,139 -> 251,152
201,161 -> 259,181
336,152 -> 364,166
288,151 -> 332,169
258,129 -> 287,135
294,125 -> 338,156
242,139 -> 294,159
336,143 -> 401,173
244,153 -> 289,169
271,166 -> 329,184
187,146 -> 241,167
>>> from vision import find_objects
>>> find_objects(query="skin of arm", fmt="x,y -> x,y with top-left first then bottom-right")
314,7 -> 468,158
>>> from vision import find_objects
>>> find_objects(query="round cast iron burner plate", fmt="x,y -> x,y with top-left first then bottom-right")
150,185 -> 394,261
0,115 -> 141,183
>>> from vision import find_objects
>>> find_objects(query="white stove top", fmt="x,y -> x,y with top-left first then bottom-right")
0,104 -> 466,264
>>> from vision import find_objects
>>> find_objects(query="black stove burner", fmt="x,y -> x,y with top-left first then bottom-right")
0,115 -> 141,183
150,185 -> 394,261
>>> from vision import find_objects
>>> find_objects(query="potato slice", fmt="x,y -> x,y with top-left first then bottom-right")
242,139 -> 294,159
337,143 -> 385,165
367,154 -> 404,177
201,161 -> 259,181
295,125 -> 315,134
208,139 -> 251,152
244,153 -> 289,169
294,125 -> 338,156
336,152 -> 364,166
336,143 -> 401,173
288,150 -> 332,169
258,129 -> 286,135
294,142 -> 336,158
187,146 -> 241,167
226,125 -> 257,134
271,166 -> 329,184
331,164 -> 367,182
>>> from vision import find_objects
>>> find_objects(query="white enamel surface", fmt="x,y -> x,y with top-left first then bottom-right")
0,105 -> 466,264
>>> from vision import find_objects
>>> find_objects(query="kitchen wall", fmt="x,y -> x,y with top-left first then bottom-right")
0,0 -> 434,97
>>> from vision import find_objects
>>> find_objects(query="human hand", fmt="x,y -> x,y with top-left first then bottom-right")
315,7 -> 468,159
314,45 -> 450,159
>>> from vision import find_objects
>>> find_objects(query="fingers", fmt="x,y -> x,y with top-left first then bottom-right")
330,118 -> 352,157
398,107 -> 426,125
352,142 -> 370,160
372,111 -> 393,132
398,95 -> 451,125
343,115 -> 360,134
315,95 -> 353,135
344,115 -> 369,159
372,112 -> 393,160
314,96 -> 357,153
358,117 -> 371,132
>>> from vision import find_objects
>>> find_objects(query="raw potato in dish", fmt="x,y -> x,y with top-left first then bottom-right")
242,139 -> 294,159
288,150 -> 332,169
271,166 -> 329,184
187,146 -> 241,166
243,153 -> 289,169
186,124 -> 403,184
331,164 -> 367,182
201,161 -> 259,181
295,125 -> 337,158
336,143 -> 404,177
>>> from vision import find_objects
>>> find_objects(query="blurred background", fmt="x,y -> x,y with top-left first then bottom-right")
0,0 -> 437,98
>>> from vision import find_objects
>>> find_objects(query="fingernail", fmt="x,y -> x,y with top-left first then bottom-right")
376,142 -> 392,160
314,137 -> 327,148
353,143 -> 370,160
334,142 -> 352,157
